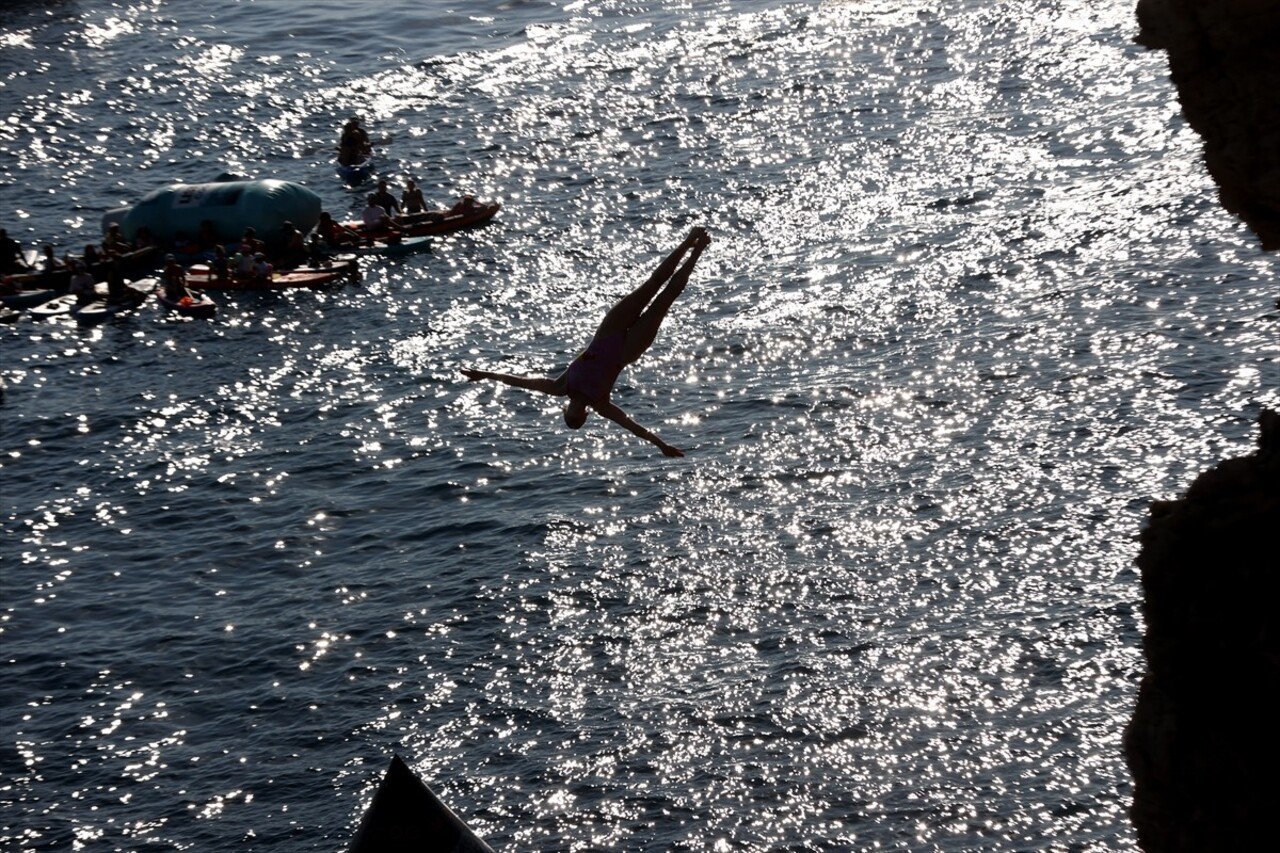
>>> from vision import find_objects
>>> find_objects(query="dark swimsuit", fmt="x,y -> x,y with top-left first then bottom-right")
566,332 -> 625,403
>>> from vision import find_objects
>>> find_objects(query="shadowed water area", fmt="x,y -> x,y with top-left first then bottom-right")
2,1 -> 1277,850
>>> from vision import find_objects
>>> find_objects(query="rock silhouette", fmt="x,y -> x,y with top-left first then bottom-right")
1135,0 -> 1280,249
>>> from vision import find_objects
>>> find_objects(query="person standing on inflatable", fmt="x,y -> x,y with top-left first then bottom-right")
461,226 -> 711,457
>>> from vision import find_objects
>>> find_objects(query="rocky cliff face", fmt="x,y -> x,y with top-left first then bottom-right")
1135,0 -> 1280,248
1127,4 -> 1280,849
1124,410 -> 1280,852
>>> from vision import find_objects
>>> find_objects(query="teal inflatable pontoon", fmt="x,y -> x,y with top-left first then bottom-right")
105,179 -> 322,247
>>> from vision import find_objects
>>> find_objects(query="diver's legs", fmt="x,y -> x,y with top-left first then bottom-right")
621,237 -> 707,364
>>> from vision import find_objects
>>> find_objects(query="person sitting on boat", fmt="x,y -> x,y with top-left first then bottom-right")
447,194 -> 483,217
338,117 -> 371,166
250,253 -> 273,282
307,232 -> 327,266
68,261 -> 97,305
275,221 -> 308,268
38,245 -> 64,279
238,227 -> 265,258
102,223 -> 132,258
161,255 -> 191,301
0,229 -> 33,275
315,211 -> 361,247
133,226 -> 157,249
461,226 -> 711,457
231,250 -> 255,280
209,245 -> 230,282
105,258 -> 128,303
80,244 -> 103,270
361,195 -> 401,236
400,179 -> 427,216
372,180 -> 400,217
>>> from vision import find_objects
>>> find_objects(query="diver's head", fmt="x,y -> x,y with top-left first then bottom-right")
563,398 -> 588,429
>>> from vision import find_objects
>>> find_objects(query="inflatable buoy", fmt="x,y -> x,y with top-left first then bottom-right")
106,180 -> 322,247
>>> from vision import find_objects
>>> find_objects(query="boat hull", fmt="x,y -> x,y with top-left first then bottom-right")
155,288 -> 217,318
0,288 -> 59,310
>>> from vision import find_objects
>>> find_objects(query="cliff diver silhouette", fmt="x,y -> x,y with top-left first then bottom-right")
461,226 -> 711,457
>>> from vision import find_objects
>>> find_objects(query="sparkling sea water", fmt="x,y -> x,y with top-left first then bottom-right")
2,1 -> 1277,850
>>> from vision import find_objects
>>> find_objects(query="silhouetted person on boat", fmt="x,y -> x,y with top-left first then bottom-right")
315,211 -> 361,247
161,255 -> 191,301
1,229 -> 32,275
106,258 -> 128,303
338,117 -> 371,166
445,195 -> 485,219
360,195 -> 401,236
461,226 -> 711,457
102,223 -> 132,258
372,180 -> 400,216
400,179 -> 427,216
68,261 -> 96,305
276,221 -> 307,268
38,245 -> 64,280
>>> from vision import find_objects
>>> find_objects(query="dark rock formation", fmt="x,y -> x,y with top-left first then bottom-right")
1125,409 -> 1280,852
348,755 -> 496,853
1135,0 -> 1280,248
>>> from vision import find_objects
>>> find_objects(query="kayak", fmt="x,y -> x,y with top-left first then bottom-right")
30,289 -> 101,320
188,256 -> 358,289
71,279 -> 154,326
272,269 -> 346,287
285,254 -> 361,281
347,756 -> 496,853
396,200 -> 502,236
340,235 -> 432,257
0,287 -> 59,310
5,246 -> 159,291
155,287 -> 217,319
337,158 -> 375,186
346,200 -> 502,243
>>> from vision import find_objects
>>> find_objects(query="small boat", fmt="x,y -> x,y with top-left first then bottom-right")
6,246 -> 159,292
271,268 -> 347,287
188,256 -> 358,290
285,253 -> 361,281
71,279 -> 155,326
0,306 -> 20,324
341,235 -> 432,257
337,158 -> 376,186
155,286 -> 217,319
345,200 -> 502,243
30,291 -> 94,320
396,200 -> 502,236
347,756 -> 496,853
0,287 -> 59,310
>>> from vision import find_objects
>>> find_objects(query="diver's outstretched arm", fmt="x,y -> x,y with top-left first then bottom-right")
641,227 -> 706,289
461,368 -> 562,396
592,400 -> 684,457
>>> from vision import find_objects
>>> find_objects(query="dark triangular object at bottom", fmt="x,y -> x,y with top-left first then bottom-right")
347,755 -> 497,853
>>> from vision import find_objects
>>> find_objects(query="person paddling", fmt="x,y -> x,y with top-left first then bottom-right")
461,226 -> 711,457
338,117 -> 372,166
